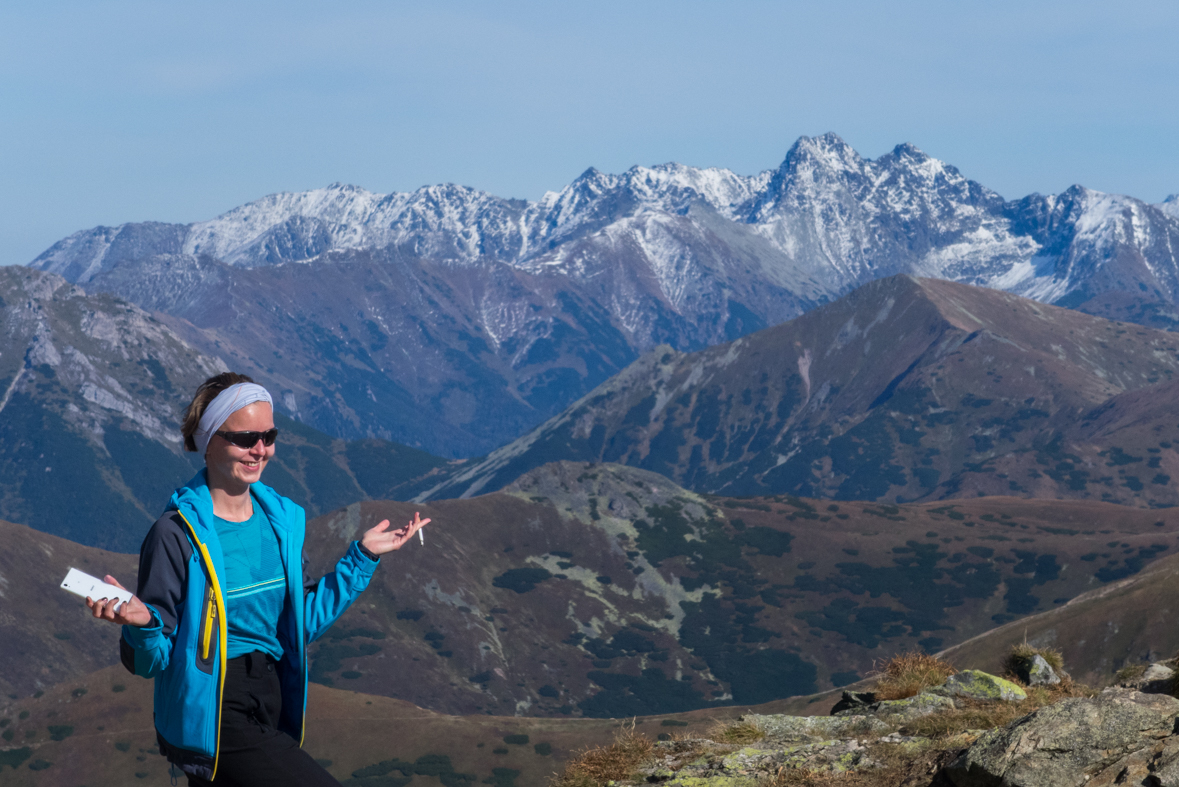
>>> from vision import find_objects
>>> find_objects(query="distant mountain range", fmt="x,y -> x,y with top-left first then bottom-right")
419,276 -> 1179,506
0,266 -> 449,551
27,134 -> 1179,456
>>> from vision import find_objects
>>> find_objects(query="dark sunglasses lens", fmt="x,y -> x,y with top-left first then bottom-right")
224,429 -> 278,448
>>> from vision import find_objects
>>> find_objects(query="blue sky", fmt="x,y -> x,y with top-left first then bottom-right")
2,0 -> 1177,265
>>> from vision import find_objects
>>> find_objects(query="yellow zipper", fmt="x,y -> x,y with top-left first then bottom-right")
201,586 -> 216,660
176,510 -> 228,781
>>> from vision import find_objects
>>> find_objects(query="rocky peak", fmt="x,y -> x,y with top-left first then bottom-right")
1160,194 -> 1179,220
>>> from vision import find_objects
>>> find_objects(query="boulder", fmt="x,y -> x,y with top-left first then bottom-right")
834,691 -> 957,721
1023,654 -> 1061,686
639,736 -> 875,785
744,713 -> 890,741
830,690 -> 878,715
1119,662 -> 1176,695
944,689 -> 1179,787
1010,653 -> 1063,686
931,670 -> 1027,702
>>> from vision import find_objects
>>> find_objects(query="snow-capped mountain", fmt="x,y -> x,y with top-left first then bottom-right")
26,133 -> 1179,456
34,133 -> 1179,307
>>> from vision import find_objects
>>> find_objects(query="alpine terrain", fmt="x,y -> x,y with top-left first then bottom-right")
419,276 -> 1179,506
0,266 -> 450,551
26,134 -> 1179,456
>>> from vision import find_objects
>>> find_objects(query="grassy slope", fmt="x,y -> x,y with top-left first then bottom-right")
297,462 -> 1179,717
6,460 -> 1178,724
0,664 -> 667,787
0,520 -> 137,698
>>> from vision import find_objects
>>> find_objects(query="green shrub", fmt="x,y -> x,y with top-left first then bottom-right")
0,747 -> 31,770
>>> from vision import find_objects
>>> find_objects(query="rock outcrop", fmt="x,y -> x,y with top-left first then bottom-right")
622,670 -> 1026,785
1118,662 -> 1177,695
945,689 -> 1179,787
574,665 -> 1179,787
932,670 -> 1028,702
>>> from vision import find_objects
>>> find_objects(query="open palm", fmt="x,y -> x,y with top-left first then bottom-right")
361,511 -> 431,556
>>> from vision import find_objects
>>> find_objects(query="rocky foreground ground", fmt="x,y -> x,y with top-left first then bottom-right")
554,657 -> 1179,787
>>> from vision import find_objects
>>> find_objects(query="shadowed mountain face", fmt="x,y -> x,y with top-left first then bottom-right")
420,276 -> 1179,506
27,135 -> 1179,456
0,267 -> 450,551
88,252 -> 653,457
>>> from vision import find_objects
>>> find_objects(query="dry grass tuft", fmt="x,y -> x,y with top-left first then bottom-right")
1003,643 -> 1065,680
708,719 -> 765,745
549,720 -> 654,787
1114,663 -> 1147,684
900,681 -> 1095,740
871,652 -> 958,701
766,741 -> 957,787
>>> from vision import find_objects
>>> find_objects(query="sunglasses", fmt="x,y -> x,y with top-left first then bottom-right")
214,428 -> 279,449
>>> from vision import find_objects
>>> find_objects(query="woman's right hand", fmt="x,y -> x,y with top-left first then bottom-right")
85,575 -> 154,628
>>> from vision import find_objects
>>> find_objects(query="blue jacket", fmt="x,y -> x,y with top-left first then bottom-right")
120,470 -> 378,780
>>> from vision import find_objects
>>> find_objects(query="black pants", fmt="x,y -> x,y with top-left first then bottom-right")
187,652 -> 340,787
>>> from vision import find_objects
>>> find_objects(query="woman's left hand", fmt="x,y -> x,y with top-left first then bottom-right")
361,511 -> 431,556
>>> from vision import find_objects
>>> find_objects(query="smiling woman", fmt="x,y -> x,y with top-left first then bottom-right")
82,371 -> 430,787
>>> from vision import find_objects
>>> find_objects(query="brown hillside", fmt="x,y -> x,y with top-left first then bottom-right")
8,462 -> 1179,727
939,547 -> 1179,685
0,520 -> 136,697
298,463 -> 1179,718
0,664 -> 648,787
419,276 -> 1179,506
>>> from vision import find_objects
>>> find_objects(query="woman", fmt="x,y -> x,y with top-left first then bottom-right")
85,372 -> 427,786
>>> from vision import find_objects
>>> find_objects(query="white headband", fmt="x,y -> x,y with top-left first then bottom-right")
192,382 -> 273,456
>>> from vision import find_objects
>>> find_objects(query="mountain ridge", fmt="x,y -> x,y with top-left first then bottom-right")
415,276 -> 1179,504
25,133 -> 1179,456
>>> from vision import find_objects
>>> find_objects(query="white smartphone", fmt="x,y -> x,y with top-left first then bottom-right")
61,568 -> 133,609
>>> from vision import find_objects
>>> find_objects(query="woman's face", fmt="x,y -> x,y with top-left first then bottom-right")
204,402 -> 275,493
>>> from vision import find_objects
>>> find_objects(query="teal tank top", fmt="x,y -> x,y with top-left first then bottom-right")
213,503 -> 286,660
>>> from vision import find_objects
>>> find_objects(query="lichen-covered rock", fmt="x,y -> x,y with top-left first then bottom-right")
1024,654 -> 1061,686
1010,653 -> 1063,686
651,777 -> 759,787
931,670 -> 1027,702
768,739 -> 872,773
743,712 -> 891,741
643,740 -> 874,785
944,689 -> 1179,787
835,690 -> 957,721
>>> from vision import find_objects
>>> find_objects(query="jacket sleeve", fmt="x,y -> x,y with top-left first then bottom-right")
302,540 -> 379,644
120,513 -> 192,678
